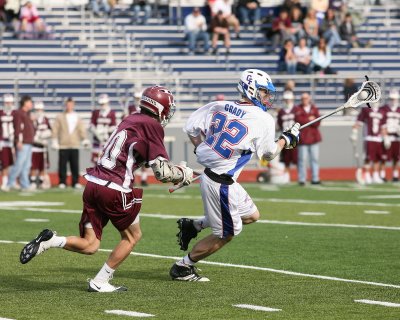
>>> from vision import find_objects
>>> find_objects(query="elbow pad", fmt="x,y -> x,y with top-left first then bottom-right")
151,157 -> 184,184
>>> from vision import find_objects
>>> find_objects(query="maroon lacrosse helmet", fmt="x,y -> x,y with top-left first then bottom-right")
139,86 -> 176,127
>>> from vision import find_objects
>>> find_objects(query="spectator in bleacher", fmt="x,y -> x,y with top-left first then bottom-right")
310,0 -> 329,24
210,10 -> 231,55
320,8 -> 342,48
211,0 -> 240,39
184,7 -> 210,55
90,0 -> 111,17
0,94 -> 16,191
290,6 -> 305,44
294,92 -> 322,185
30,101 -> 52,190
0,0 -> 6,27
343,78 -> 358,102
270,9 -> 294,51
132,0 -> 152,25
294,37 -> 312,73
285,79 -> 296,92
19,1 -> 45,38
281,0 -> 302,13
3,0 -> 20,31
339,12 -> 370,48
6,95 -> 35,192
329,0 -> 344,11
278,39 -> 297,74
236,0 -> 261,27
303,8 -> 320,47
51,97 -> 90,189
312,37 -> 335,74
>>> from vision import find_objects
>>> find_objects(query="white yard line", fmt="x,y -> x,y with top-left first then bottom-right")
360,195 -> 400,199
364,210 -> 390,215
354,299 -> 400,307
298,212 -> 326,216
0,201 -> 64,207
104,310 -> 154,317
233,304 -> 281,312
0,317 -> 16,320
24,219 -> 50,222
2,239 -> 400,289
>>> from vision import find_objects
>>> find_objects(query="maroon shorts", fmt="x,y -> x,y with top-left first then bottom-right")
365,141 -> 384,162
0,147 -> 14,168
384,141 -> 400,162
31,151 -> 49,171
280,148 -> 298,166
79,181 -> 143,240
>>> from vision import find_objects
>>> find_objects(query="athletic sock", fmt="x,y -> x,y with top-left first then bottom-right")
394,170 -> 399,178
1,176 -> 7,188
94,263 -> 115,283
50,236 -> 66,248
141,171 -> 148,181
380,170 -> 386,179
194,217 -> 209,231
178,254 -> 197,266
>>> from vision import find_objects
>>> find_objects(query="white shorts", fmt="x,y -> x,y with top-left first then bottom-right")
200,173 -> 257,238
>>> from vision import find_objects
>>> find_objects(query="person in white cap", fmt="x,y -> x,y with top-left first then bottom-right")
30,101 -> 52,189
0,94 -> 16,191
380,89 -> 400,182
90,94 -> 116,163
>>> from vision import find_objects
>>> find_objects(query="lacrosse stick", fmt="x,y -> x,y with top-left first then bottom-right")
169,171 -> 202,193
300,77 -> 381,130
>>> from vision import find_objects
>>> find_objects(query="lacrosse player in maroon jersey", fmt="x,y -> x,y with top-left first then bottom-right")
30,101 -> 52,189
380,89 -> 400,182
350,100 -> 385,184
20,86 -> 194,292
0,94 -> 16,191
90,94 -> 117,163
277,90 -> 298,182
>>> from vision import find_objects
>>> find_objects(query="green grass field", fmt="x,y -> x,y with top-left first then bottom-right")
0,182 -> 399,319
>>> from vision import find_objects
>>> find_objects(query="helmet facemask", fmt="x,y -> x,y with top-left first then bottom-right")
160,97 -> 176,127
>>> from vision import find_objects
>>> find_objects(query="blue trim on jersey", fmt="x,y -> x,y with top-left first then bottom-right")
220,184 -> 234,238
227,151 -> 252,177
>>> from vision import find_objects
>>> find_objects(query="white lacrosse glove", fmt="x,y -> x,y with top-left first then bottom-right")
51,139 -> 59,150
280,122 -> 300,149
383,135 -> 391,150
175,161 -> 194,186
350,128 -> 358,142
82,139 -> 91,149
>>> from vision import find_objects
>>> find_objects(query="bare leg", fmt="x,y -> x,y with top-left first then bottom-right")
64,227 -> 100,255
241,210 -> 260,225
189,234 -> 233,262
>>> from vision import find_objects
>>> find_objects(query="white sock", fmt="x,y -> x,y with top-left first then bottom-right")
177,254 -> 196,266
380,170 -> 386,179
1,176 -> 7,187
193,216 -> 209,231
94,263 -> 115,283
50,236 -> 66,248
394,170 -> 399,178
141,171 -> 148,181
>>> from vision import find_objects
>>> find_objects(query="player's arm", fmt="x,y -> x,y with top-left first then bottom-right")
183,103 -> 211,151
149,156 -> 193,185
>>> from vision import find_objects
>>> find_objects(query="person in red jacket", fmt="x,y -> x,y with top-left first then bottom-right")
294,92 -> 322,185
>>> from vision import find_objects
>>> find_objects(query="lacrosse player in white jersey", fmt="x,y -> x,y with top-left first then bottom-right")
170,69 -> 301,281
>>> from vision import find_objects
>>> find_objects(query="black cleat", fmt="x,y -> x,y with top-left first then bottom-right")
170,263 -> 209,282
176,218 -> 198,251
20,229 -> 54,264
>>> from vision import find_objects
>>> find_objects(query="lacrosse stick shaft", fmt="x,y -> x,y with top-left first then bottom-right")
300,105 -> 345,130
169,172 -> 202,193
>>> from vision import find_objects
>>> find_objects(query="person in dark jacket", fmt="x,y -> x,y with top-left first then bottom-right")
294,92 -> 322,185
237,0 -> 261,26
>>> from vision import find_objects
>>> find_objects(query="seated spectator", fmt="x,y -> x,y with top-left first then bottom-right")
0,0 -> 6,26
18,1 -> 51,39
303,8 -> 319,46
320,8 -> 341,48
237,0 -> 261,26
131,0 -> 151,25
342,78 -> 358,115
270,9 -> 294,51
210,10 -> 231,55
90,0 -> 111,17
312,37 -> 335,74
290,6 -> 305,43
3,0 -> 20,31
339,13 -> 371,48
294,37 -> 312,73
184,7 -> 210,55
311,0 -> 329,24
212,0 -> 240,39
278,39 -> 297,74
281,0 -> 302,13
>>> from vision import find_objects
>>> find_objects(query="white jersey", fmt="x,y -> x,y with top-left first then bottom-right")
184,100 -> 278,180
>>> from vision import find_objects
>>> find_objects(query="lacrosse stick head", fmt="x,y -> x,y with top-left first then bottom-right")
345,80 -> 381,110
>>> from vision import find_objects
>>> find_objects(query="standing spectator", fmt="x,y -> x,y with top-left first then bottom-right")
90,94 -> 117,164
294,37 -> 312,74
132,0 -> 151,25
277,91 -> 298,182
294,92 -> 322,185
184,7 -> 210,55
210,10 -> 231,55
320,8 -> 342,48
0,94 -> 16,191
312,37 -> 335,74
6,95 -> 35,191
19,1 -> 45,37
236,0 -> 261,27
270,9 -> 294,51
339,13 -> 371,48
52,97 -> 90,189
90,0 -> 111,17
303,8 -> 319,46
278,39 -> 297,74
212,0 -> 241,39
30,101 -> 52,189
380,89 -> 400,182
126,91 -> 142,116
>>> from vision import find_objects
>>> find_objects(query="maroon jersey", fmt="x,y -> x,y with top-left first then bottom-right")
380,104 -> 400,138
356,107 -> 384,142
90,109 -> 117,146
13,108 -> 35,145
294,104 -> 322,145
277,107 -> 296,131
0,109 -> 16,147
86,113 -> 169,190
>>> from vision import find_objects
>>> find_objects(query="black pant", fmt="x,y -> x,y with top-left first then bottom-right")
58,149 -> 79,186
